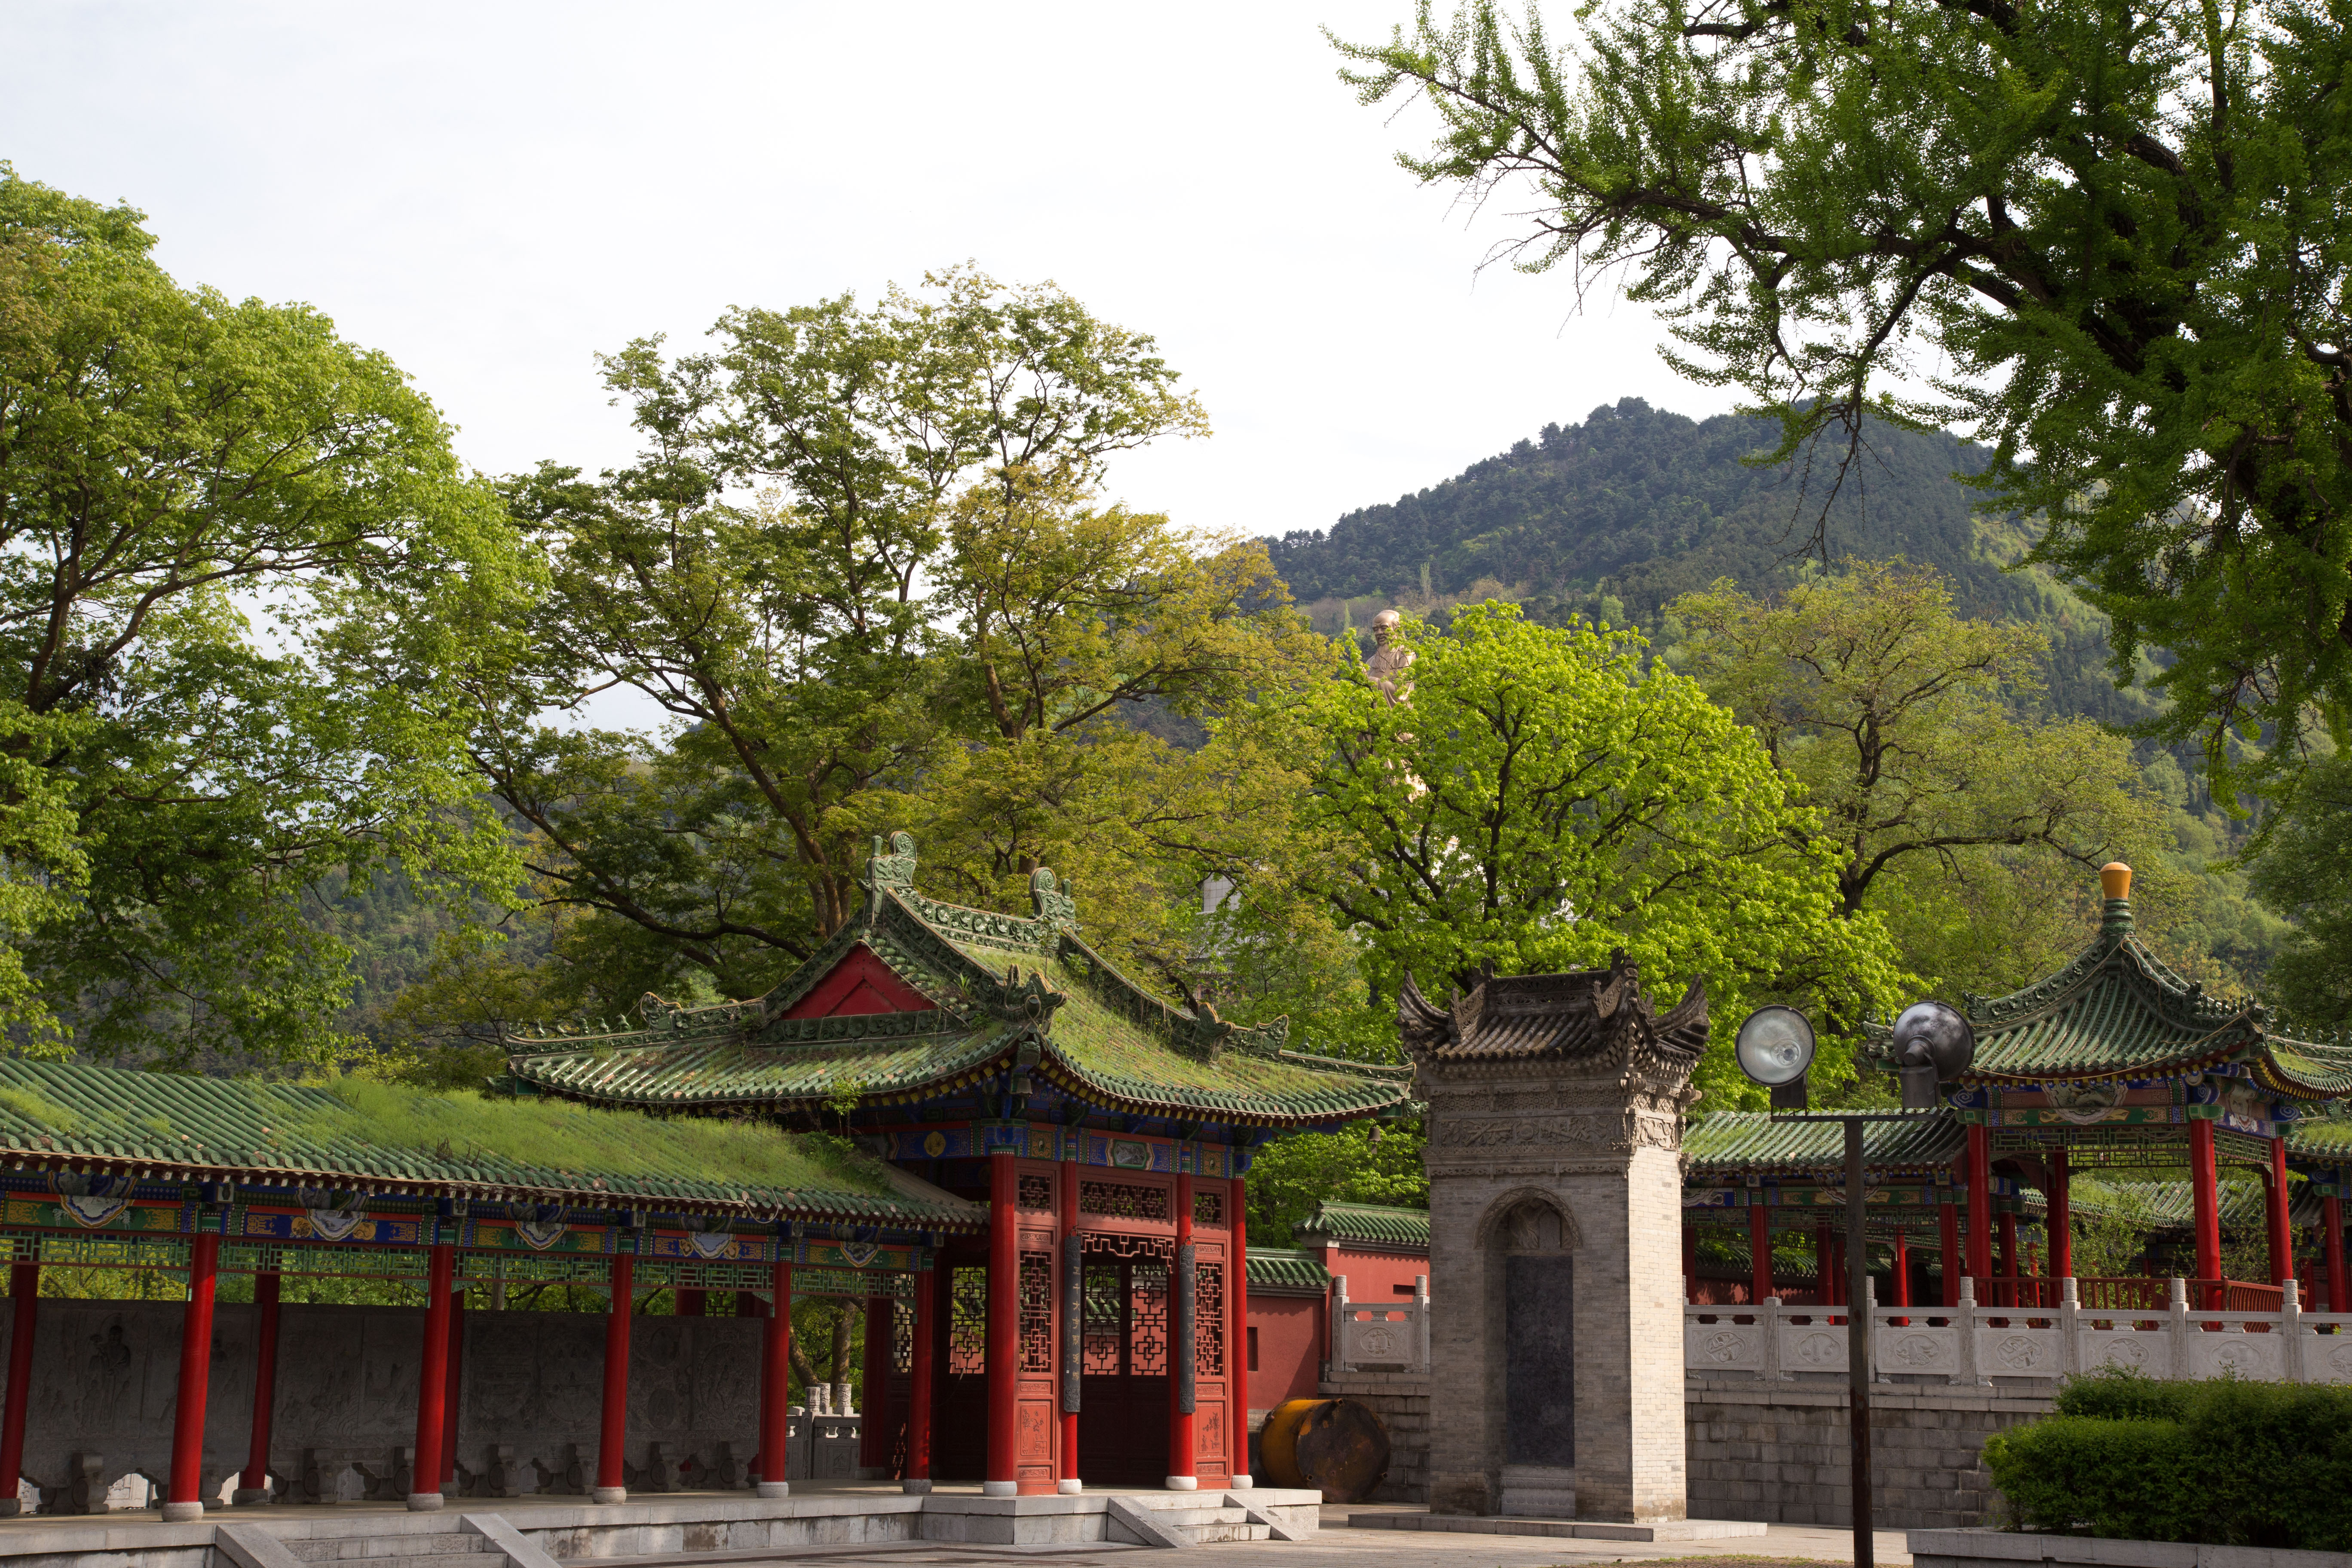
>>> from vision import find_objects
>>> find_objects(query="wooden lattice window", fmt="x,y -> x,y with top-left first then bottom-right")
1130,1260 -> 1169,1376
1194,1261 -> 1224,1376
948,1266 -> 987,1375
1192,1189 -> 1223,1226
1017,1173 -> 1054,1211
892,1296 -> 915,1374
1079,1180 -> 1168,1221
1082,1262 -> 1124,1375
1019,1250 -> 1054,1372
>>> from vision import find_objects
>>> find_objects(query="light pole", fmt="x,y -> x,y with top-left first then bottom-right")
1731,1001 -> 1975,1568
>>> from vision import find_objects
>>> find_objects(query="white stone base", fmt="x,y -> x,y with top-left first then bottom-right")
157,1501 -> 203,1522
230,1488 -> 272,1507
1230,1473 -> 1254,1490
902,1479 -> 934,1494
404,1491 -> 444,1512
756,1481 -> 790,1498
590,1485 -> 626,1504
981,1481 -> 1018,1498
1163,1475 -> 1198,1491
1057,1479 -> 1083,1494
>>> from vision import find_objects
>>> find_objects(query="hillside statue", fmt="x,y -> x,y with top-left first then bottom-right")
1368,608 -> 1415,706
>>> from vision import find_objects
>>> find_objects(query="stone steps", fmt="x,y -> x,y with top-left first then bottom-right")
284,1535 -> 498,1563
1125,1497 -> 1277,1544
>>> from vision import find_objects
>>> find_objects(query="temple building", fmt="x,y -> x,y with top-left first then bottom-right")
0,832 -> 1410,1519
504,833 -> 1416,1498
1682,863 -> 2352,1311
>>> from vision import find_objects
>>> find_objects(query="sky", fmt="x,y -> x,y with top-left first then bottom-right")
0,0 -> 1729,551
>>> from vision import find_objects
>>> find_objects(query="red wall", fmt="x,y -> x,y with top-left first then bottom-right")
1244,1293 -> 1322,1413
1323,1242 -> 1427,1305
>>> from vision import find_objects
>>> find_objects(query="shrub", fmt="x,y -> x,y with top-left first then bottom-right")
1986,1369 -> 2352,1548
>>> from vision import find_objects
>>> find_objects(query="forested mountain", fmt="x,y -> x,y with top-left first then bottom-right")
1267,398 -> 2147,732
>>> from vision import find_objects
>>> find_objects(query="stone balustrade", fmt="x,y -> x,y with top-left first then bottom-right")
1687,1276 -> 2352,1386
1329,1273 -> 1430,1375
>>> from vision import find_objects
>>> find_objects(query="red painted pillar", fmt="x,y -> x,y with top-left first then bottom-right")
904,1261 -> 934,1493
758,1258 -> 794,1498
1230,1171 -> 1250,1490
1168,1167 -> 1197,1489
594,1250 -> 633,1502
2050,1147 -> 2073,1279
677,1288 -> 706,1317
861,1296 -> 891,1469
233,1274 -> 280,1505
1058,1148 -> 1081,1493
1748,1191 -> 1773,1305
408,1241 -> 454,1510
2269,1136 -> 2295,1287
985,1151 -> 1018,1497
441,1285 -> 465,1489
1939,1188 -> 1961,1307
0,1260 -> 38,1516
1894,1234 -> 1911,1309
2191,1118 -> 2223,1309
2329,1192 -> 2349,1315
1967,1124 -> 1994,1290
163,1229 -> 221,1521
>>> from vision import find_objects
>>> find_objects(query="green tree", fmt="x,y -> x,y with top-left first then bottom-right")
469,270 -> 1290,1006
1258,602 -> 1911,1106
0,167 -> 527,1066
2246,751 -> 2352,1032
1244,1123 -> 1428,1247
1675,561 -> 2170,997
1335,0 -> 2352,796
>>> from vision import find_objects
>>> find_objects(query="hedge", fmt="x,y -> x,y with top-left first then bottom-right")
1983,1369 -> 2352,1549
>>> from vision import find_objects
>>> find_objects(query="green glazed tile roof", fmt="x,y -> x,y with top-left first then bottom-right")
509,835 -> 1415,1128
0,1059 -> 982,1229
1683,1111 -> 1964,1176
1246,1247 -> 1330,1295
1292,1200 -> 1431,1250
1924,902 -> 2351,1096
2288,1116 -> 2352,1163
2050,1179 -> 2313,1231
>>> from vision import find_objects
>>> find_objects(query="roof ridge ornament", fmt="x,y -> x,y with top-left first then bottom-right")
1029,866 -> 1079,932
2100,861 -> 2135,940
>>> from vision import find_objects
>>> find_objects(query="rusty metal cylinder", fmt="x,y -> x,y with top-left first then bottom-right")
1259,1396 -> 1390,1502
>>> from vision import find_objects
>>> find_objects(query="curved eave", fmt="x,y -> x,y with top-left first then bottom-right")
1959,1033 -> 2251,1090
1032,1046 -> 1412,1129
0,1139 -> 986,1233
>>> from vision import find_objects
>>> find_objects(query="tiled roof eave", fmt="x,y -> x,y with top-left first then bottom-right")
0,1137 -> 987,1231
1034,1048 -> 1412,1128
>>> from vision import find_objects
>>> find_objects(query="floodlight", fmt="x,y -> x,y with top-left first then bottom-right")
1890,1000 -> 1975,1078
1735,1005 -> 1816,1088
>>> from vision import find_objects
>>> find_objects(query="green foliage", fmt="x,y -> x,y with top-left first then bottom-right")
1334,0 -> 2352,798
1271,402 -> 2151,732
290,1074 -> 880,1194
1988,1372 -> 2352,1547
468,266 -> 1298,1008
1244,1123 -> 1428,1247
1252,602 -> 1911,1107
0,165 -> 530,1066
2246,750 -> 2352,1032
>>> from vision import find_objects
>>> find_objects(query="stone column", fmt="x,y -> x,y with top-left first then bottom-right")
1405,954 -> 1704,1525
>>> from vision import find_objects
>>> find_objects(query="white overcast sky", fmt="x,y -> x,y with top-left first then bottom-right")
0,0 -> 1730,548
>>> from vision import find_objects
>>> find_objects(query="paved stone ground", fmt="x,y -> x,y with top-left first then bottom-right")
602,1511 -> 1914,1566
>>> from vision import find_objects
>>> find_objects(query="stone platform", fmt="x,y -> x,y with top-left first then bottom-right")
1348,1510 -> 1766,1544
0,1484 -> 1323,1566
